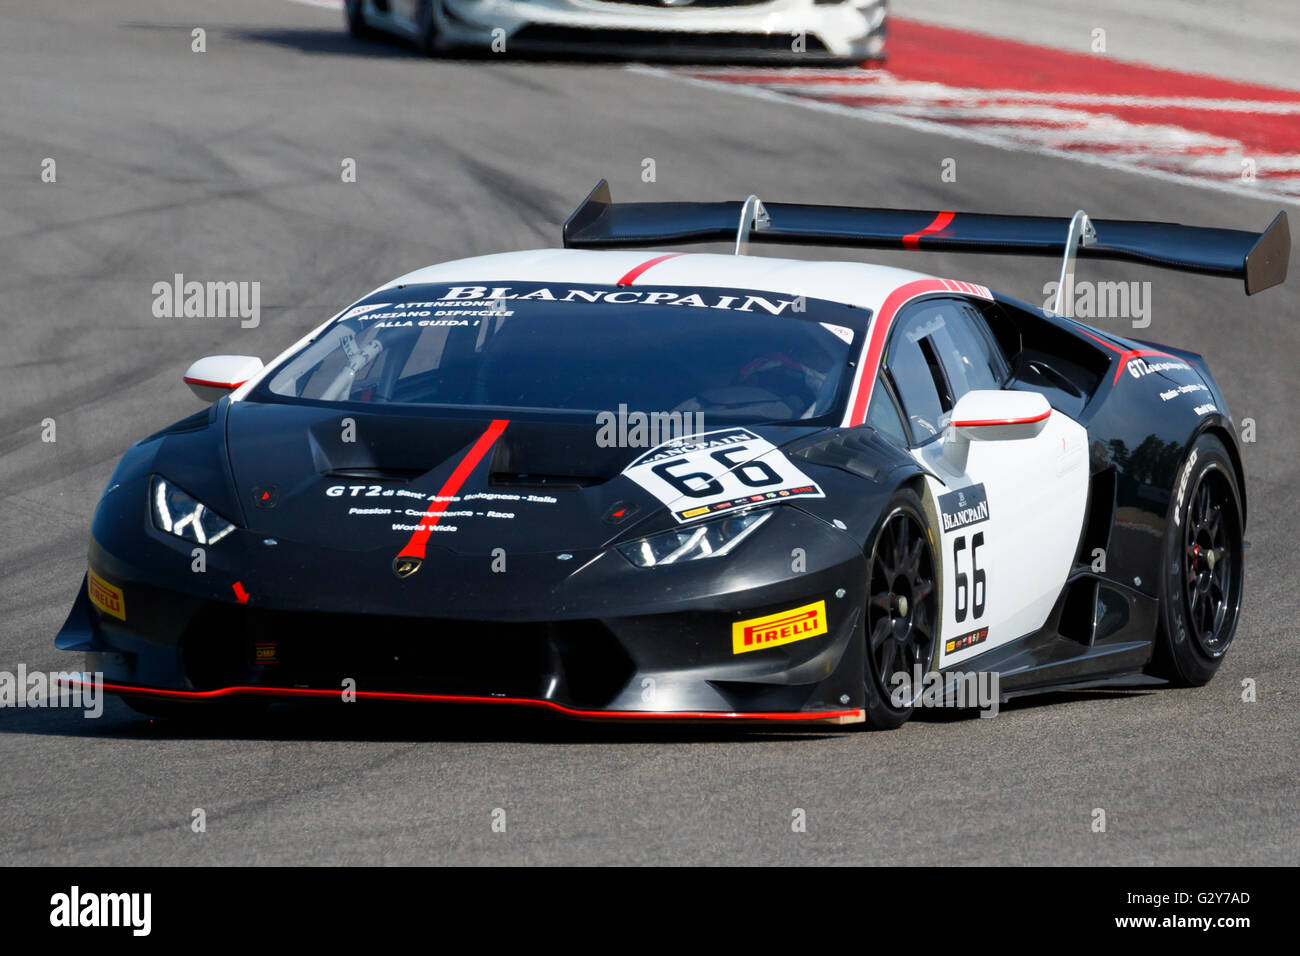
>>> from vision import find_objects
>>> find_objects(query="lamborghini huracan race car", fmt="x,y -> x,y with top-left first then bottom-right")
344,0 -> 888,62
56,182 -> 1289,728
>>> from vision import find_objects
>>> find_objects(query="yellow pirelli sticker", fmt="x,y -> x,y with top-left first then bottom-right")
732,600 -> 827,655
87,569 -> 125,621
681,506 -> 711,519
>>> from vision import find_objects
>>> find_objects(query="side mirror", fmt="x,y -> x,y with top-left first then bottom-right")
942,390 -> 1051,473
183,355 -> 263,403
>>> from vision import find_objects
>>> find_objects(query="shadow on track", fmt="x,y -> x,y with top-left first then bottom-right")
225,26 -> 870,68
0,697 -> 841,745
1,687 -> 1156,743
909,688 -> 1155,724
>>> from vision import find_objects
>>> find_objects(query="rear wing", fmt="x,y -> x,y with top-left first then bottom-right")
562,179 -> 1290,295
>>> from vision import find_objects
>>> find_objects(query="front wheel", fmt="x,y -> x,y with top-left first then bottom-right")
1150,432 -> 1245,686
861,488 -> 938,729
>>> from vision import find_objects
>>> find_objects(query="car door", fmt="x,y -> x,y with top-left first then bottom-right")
875,295 -> 1089,666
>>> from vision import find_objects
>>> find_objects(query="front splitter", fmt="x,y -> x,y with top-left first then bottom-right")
79,678 -> 865,725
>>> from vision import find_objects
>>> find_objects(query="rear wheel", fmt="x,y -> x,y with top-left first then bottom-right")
1150,433 -> 1244,685
861,488 -> 938,729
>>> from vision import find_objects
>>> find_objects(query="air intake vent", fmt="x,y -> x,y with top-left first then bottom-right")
1059,579 -> 1097,645
325,467 -> 427,484
1078,466 -> 1116,563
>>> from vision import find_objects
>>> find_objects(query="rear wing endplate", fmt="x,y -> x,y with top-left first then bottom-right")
562,179 -> 1289,295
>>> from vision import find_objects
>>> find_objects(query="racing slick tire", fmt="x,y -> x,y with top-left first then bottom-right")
345,0 -> 372,38
861,487 -> 939,730
1150,432 -> 1245,686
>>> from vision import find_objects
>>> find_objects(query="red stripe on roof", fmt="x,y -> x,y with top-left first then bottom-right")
617,253 -> 685,286
847,278 -> 993,426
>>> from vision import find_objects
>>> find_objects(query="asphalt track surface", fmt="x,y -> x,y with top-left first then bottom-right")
1,1 -> 1297,865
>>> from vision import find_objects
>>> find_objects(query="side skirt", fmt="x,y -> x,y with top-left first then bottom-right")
943,570 -> 1160,699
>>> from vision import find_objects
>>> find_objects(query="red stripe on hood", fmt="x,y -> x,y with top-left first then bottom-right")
395,419 -> 509,561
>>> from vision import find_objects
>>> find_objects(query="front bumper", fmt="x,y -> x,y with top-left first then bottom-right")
57,515 -> 870,723
435,0 -> 888,60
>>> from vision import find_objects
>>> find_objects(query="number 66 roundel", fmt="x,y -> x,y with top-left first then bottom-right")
622,428 -> 825,523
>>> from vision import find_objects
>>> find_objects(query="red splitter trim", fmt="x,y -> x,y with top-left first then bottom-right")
82,680 -> 863,723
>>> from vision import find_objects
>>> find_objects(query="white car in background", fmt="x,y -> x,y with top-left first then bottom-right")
345,0 -> 888,62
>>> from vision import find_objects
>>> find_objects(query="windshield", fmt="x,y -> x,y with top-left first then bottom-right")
257,282 -> 865,424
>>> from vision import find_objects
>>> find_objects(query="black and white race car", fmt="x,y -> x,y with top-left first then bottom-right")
344,0 -> 888,63
56,181 -> 1288,728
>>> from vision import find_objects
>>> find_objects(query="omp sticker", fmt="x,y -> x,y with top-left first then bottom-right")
622,427 -> 824,523
732,601 -> 828,654
819,322 -> 855,344
339,302 -> 390,321
87,570 -> 125,621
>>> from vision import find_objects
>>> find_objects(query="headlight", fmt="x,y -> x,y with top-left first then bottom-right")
618,510 -> 772,568
150,476 -> 236,545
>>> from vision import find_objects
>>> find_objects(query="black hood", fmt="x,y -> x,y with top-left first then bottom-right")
223,401 -> 830,556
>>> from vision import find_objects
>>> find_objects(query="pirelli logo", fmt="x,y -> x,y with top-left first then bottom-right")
732,600 -> 827,655
87,569 -> 125,621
